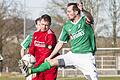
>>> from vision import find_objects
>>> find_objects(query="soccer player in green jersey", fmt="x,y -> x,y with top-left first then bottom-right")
23,2 -> 98,80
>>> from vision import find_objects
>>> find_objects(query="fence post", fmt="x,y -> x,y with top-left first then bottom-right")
117,56 -> 120,74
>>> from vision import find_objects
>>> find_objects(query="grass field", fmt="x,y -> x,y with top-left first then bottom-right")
0,76 -> 120,80
0,73 -> 120,80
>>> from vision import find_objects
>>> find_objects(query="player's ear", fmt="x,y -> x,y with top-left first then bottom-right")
75,11 -> 78,15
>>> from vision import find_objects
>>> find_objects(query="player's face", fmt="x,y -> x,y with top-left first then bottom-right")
67,5 -> 76,20
37,19 -> 50,32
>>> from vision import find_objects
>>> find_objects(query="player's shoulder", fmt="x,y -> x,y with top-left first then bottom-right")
24,32 -> 34,39
33,30 -> 39,35
29,32 -> 34,36
31,31 -> 38,38
63,20 -> 71,27
33,30 -> 39,33
65,20 -> 71,25
63,20 -> 74,30
81,16 -> 86,20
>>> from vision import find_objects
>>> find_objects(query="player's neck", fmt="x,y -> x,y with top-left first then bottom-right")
72,15 -> 81,23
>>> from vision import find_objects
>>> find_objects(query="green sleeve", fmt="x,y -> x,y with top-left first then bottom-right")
88,25 -> 96,54
58,26 -> 70,43
84,16 -> 96,54
21,32 -> 34,49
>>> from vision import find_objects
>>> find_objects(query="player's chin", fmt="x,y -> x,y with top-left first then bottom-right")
69,18 -> 74,21
68,17 -> 74,21
67,17 -> 71,20
41,29 -> 49,32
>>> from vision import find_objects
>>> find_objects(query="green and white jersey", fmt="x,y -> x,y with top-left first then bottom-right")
59,16 -> 96,54
21,32 -> 34,49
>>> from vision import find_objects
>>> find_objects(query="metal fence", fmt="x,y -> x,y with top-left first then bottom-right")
57,48 -> 120,77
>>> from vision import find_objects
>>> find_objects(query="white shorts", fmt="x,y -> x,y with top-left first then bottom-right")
56,51 -> 97,75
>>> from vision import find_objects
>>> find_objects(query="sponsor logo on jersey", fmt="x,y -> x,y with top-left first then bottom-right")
70,29 -> 85,39
34,40 -> 46,47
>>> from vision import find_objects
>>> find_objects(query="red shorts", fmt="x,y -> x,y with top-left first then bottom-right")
32,66 -> 58,80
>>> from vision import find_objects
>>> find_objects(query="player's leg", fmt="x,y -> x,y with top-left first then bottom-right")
85,55 -> 98,80
43,51 -> 74,80
44,73 -> 57,80
23,51 -> 73,77
31,51 -> 73,72
30,58 -> 58,74
74,53 -> 98,80
21,58 -> 59,77
44,67 -> 58,80
33,73 -> 44,80
30,51 -> 73,74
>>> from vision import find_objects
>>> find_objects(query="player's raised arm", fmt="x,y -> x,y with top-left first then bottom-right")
45,41 -> 64,61
77,2 -> 93,24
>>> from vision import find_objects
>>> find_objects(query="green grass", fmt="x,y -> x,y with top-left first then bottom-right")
0,77 -> 24,80
0,76 -> 120,80
0,73 -> 120,80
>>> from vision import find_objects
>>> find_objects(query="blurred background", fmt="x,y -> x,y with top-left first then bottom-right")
0,0 -> 120,78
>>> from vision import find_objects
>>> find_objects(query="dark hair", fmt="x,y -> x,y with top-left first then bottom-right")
35,14 -> 51,25
35,17 -> 41,25
67,3 -> 80,14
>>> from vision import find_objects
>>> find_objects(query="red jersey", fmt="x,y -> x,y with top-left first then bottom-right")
29,29 -> 58,80
29,29 -> 57,67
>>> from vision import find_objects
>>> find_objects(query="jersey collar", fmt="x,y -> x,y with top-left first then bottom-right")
70,16 -> 82,25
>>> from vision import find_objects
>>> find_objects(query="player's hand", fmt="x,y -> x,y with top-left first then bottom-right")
77,2 -> 84,11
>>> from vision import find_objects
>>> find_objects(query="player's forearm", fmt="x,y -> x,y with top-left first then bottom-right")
49,42 -> 63,59
77,2 -> 93,22
20,48 -> 25,58
82,9 -> 93,22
